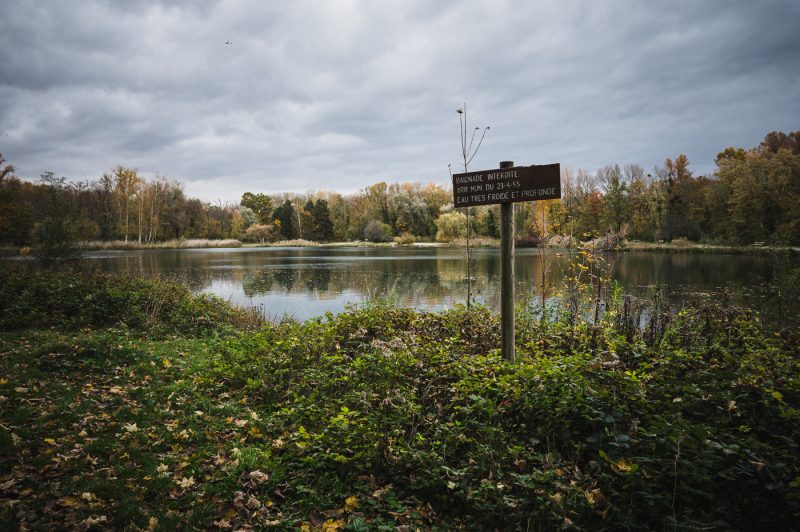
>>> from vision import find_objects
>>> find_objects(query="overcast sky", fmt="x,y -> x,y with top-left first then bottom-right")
1,0 -> 798,203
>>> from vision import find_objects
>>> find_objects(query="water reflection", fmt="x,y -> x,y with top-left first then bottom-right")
84,247 -> 793,321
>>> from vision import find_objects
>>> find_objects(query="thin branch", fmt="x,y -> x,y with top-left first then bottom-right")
466,127 -> 479,162
466,127 -> 489,167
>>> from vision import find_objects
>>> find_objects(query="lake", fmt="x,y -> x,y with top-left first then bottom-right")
82,246 -> 796,321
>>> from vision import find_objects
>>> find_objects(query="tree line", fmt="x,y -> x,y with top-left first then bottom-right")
0,130 -> 798,248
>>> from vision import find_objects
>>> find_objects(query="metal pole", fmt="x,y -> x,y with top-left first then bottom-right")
499,161 -> 515,363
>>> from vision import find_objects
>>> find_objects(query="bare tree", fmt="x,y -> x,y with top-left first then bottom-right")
454,104 -> 489,308
0,153 -> 14,185
624,163 -> 644,183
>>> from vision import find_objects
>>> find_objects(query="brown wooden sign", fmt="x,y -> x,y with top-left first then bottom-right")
452,163 -> 561,207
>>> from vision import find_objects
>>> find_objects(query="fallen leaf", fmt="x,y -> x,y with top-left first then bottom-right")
177,476 -> 195,489
372,485 -> 391,499
344,495 -> 358,512
246,495 -> 261,510
58,496 -> 82,508
322,518 -> 345,531
585,488 -> 611,518
549,492 -> 564,507
247,470 -> 269,485
78,515 -> 107,527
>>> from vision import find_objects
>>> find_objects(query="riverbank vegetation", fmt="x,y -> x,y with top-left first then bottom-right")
1,265 -> 798,529
78,239 -> 243,251
1,131 -> 798,253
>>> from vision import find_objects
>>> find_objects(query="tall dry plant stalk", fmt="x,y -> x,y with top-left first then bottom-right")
455,104 -> 489,309
539,206 -> 550,316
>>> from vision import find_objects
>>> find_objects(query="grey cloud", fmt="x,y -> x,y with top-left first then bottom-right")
1,0 -> 798,202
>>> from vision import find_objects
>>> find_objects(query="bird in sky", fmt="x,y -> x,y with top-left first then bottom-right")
225,41 -> 232,45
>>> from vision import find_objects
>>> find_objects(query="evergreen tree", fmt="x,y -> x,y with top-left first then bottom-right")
312,199 -> 334,241
300,199 -> 316,240
272,200 -> 298,240
485,208 -> 498,238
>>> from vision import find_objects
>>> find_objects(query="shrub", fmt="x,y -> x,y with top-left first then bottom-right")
364,220 -> 392,242
0,266 -> 262,334
434,210 -> 467,241
243,223 -> 278,243
394,232 -> 416,245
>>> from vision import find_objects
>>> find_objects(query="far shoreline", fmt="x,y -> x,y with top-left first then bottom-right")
3,238 -> 798,256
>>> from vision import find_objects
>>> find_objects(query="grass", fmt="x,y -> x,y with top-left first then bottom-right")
79,239 -> 242,251
621,239 -> 800,255
1,266 -> 799,530
241,240 -> 399,248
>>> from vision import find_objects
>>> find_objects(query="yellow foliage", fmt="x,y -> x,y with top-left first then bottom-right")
57,496 -> 81,508
345,494 -> 358,512
322,518 -> 346,531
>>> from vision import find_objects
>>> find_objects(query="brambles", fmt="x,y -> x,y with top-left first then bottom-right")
1,269 -> 798,529
0,266 -> 263,334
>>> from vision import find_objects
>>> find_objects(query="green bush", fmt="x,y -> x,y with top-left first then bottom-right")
0,266 -> 261,334
192,303 -> 799,529
2,268 -> 798,529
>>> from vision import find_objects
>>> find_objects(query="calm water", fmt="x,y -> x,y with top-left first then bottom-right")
82,247 -> 794,321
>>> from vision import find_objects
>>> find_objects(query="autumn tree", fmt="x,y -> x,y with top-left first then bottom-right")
598,164 -> 629,234
244,223 -> 278,243
759,131 -> 800,155
435,209 -> 467,241
391,191 -> 430,237
240,192 -> 273,224
658,155 -> 703,240
717,133 -> 800,244
34,172 -> 79,264
364,182 -> 390,225
112,166 -> 142,242
239,206 -> 257,229
0,154 -> 18,243
625,167 -> 654,240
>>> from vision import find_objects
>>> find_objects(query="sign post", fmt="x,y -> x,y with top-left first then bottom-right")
452,161 -> 561,363
499,161 -> 515,362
